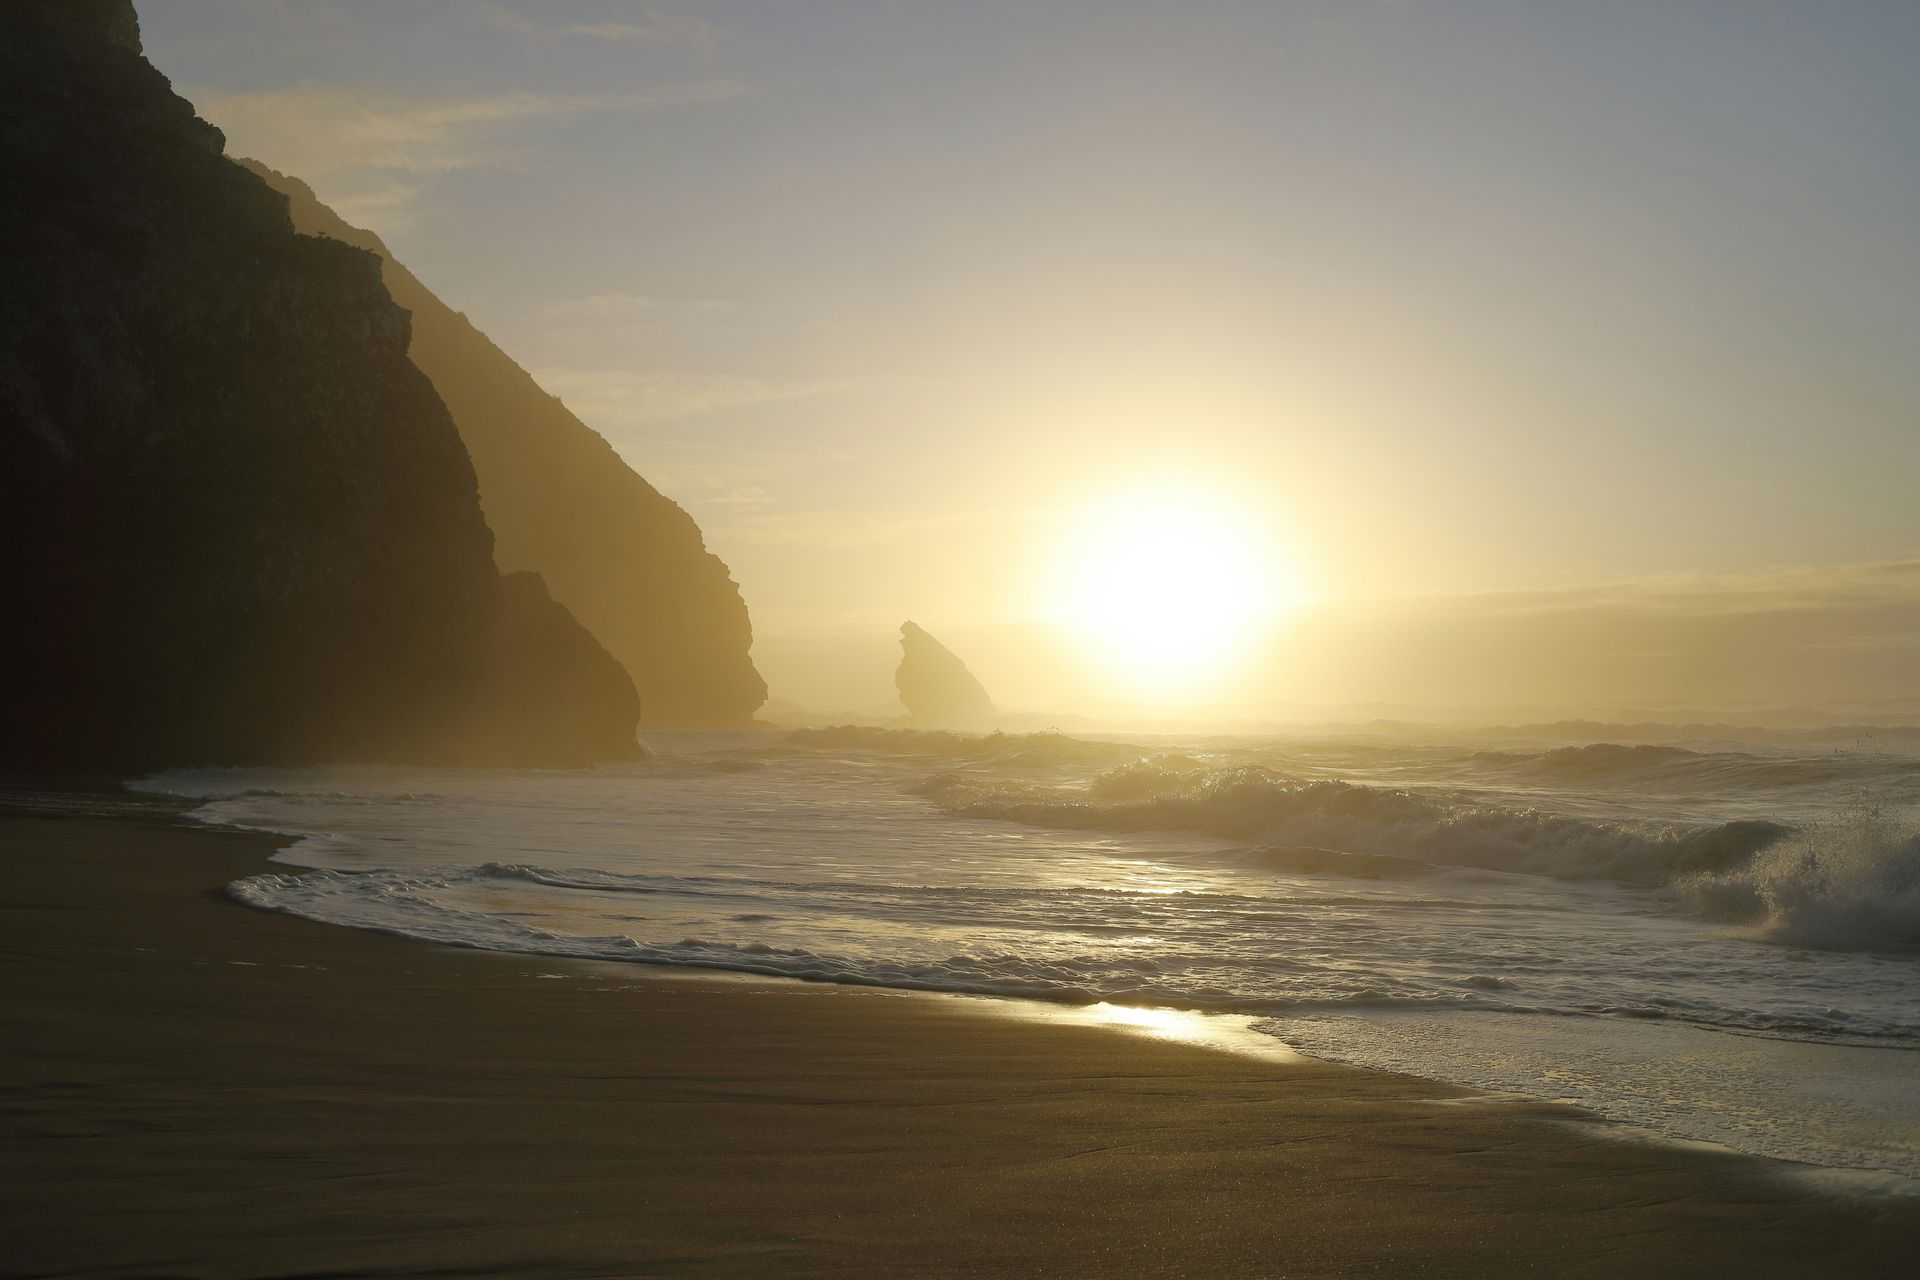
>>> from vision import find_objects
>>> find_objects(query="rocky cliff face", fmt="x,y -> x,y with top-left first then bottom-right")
0,0 -> 639,768
895,622 -> 996,727
244,165 -> 768,730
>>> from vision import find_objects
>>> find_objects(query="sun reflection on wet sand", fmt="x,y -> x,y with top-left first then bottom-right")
971,998 -> 1306,1063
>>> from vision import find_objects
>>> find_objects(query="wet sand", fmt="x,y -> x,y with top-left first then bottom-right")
3,790 -> 1917,1277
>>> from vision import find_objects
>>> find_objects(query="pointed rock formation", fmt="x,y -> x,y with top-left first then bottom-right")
243,163 -> 767,729
895,622 -> 996,727
0,0 -> 638,768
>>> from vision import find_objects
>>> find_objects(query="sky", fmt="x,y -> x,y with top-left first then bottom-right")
140,1 -> 1920,720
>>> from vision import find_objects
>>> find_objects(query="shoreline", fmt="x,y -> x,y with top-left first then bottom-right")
179,764 -> 1920,1189
4,784 -> 1919,1276
571,964 -> 1920,1200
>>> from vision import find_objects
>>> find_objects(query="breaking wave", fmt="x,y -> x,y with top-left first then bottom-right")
128,778 -> 455,807
1679,809 -> 1920,952
913,762 -> 1789,887
225,863 -> 1525,1014
1474,742 -> 1701,777
1470,741 -> 1920,794
224,860 -> 1920,1042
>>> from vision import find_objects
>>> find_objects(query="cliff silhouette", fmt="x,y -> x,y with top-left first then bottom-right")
895,623 -> 996,727
243,164 -> 767,730
0,0 -> 640,768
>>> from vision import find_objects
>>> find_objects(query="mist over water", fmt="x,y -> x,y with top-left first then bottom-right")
139,727 -> 1920,1178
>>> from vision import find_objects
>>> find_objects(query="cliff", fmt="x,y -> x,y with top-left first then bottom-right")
242,164 -> 768,730
895,623 -> 997,727
0,0 -> 640,768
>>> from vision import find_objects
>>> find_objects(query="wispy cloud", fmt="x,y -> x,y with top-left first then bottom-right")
613,447 -> 851,519
473,1 -> 722,56
534,292 -> 738,328
324,180 -> 427,228
191,80 -> 740,229
653,476 -> 782,512
532,365 -> 876,424
189,0 -> 374,46
197,82 -> 737,176
718,507 -> 1020,550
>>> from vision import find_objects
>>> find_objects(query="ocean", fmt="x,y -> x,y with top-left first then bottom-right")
134,726 -> 1920,1181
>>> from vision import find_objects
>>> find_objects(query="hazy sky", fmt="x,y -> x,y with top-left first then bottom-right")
142,1 -> 1920,717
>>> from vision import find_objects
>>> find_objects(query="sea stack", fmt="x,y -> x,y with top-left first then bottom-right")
895,622 -> 996,728
0,0 -> 639,768
244,163 -> 768,730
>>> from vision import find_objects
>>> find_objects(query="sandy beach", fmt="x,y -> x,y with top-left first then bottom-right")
3,788 -> 1917,1279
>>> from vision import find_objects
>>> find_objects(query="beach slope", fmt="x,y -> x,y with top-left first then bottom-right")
3,796 -> 1916,1278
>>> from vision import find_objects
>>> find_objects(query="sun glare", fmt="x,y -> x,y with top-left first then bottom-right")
1053,481 -> 1299,692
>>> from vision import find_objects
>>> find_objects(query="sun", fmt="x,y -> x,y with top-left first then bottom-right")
1051,480 -> 1300,692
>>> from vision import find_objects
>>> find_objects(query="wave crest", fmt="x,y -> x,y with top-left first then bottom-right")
914,764 -> 1789,886
1678,810 -> 1920,951
1472,741 -> 1920,794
